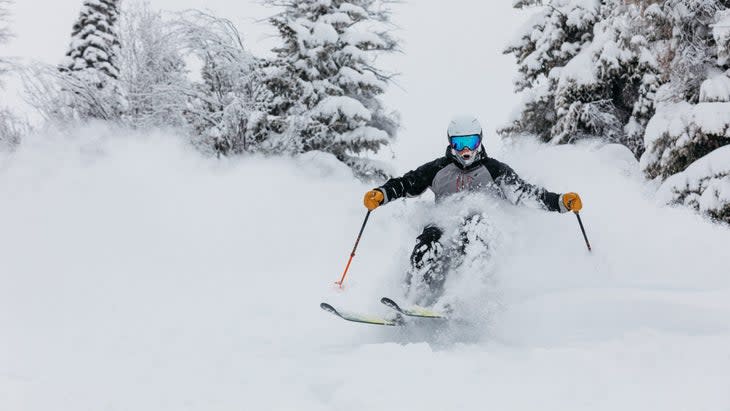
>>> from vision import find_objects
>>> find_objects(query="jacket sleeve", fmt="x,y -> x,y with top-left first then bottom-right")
485,158 -> 565,212
377,157 -> 450,203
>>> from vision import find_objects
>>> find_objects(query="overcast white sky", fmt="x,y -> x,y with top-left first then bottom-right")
1,0 -> 528,169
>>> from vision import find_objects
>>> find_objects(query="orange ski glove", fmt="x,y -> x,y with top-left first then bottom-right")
562,192 -> 583,212
363,190 -> 384,211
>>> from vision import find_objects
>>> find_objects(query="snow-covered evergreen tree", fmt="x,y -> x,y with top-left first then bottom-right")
58,0 -> 123,120
550,1 -> 668,156
641,1 -> 730,223
505,0 -> 730,221
502,0 -> 603,142
64,0 -> 121,80
639,0 -> 728,181
503,0 -> 667,157
260,0 -> 399,179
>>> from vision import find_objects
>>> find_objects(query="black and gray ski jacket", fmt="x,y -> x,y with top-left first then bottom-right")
377,147 -> 568,213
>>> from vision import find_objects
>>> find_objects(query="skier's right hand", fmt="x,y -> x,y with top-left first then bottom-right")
562,192 -> 583,212
363,189 -> 384,210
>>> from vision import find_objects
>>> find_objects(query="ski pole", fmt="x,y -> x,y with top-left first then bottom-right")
574,211 -> 592,252
335,210 -> 371,288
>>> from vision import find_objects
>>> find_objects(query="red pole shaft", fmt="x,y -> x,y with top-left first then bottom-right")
336,254 -> 356,288
335,210 -> 371,288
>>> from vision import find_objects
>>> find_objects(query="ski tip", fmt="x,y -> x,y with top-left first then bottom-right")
380,297 -> 400,311
320,302 -> 402,326
320,302 -> 339,316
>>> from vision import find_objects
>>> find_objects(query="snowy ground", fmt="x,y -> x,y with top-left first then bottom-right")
3,1 -> 730,410
2,127 -> 730,411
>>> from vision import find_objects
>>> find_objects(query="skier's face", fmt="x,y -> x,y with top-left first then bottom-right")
458,146 -> 474,162
449,133 -> 481,166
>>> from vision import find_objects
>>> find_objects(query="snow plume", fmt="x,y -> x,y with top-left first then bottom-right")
421,195 -> 505,331
3,127 -> 730,410
393,193 -> 506,340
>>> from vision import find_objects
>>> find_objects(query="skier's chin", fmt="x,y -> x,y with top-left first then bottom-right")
460,153 -> 475,166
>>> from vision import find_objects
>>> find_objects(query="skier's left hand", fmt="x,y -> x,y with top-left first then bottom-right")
562,192 -> 582,212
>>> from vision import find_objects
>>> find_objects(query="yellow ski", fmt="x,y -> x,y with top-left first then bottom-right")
380,297 -> 447,319
320,302 -> 403,326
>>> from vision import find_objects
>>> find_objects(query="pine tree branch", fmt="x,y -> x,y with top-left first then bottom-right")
0,0 -> 14,46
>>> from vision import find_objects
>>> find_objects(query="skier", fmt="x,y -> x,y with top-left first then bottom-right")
362,115 -> 583,301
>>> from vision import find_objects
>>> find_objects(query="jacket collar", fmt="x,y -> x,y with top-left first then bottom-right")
444,145 -> 488,171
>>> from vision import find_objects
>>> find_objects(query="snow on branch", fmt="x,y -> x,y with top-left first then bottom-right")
0,0 -> 14,76
657,144 -> 730,224
22,63 -> 123,123
171,10 -> 250,65
116,2 -> 192,129
714,9 -> 730,65
0,0 -> 11,42
169,9 -> 264,155
641,101 -> 730,180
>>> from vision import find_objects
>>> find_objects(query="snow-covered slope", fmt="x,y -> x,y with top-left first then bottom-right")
3,1 -> 730,409
2,127 -> 729,411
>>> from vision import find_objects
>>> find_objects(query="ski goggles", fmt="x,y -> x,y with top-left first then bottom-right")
449,134 -> 481,151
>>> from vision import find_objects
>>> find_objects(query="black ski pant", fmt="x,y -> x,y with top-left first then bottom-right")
406,224 -> 446,293
406,214 -> 487,298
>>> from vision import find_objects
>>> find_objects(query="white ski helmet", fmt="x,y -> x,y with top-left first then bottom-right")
447,115 -> 483,138
447,115 -> 483,167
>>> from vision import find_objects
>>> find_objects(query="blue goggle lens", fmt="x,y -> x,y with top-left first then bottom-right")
450,134 -> 481,151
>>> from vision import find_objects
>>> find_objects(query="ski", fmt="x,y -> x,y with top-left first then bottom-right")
320,302 -> 403,326
380,297 -> 447,319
